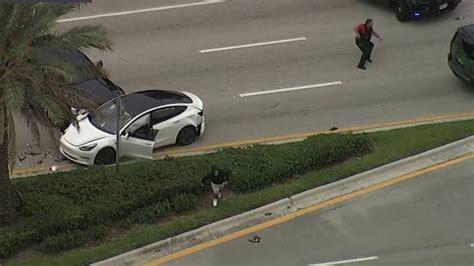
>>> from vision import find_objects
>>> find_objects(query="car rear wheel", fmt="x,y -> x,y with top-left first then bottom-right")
448,1 -> 456,10
395,0 -> 410,22
94,147 -> 116,165
176,126 -> 197,146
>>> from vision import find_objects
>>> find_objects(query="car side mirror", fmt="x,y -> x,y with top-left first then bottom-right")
71,107 -> 78,115
123,132 -> 130,139
71,107 -> 87,115
76,113 -> 87,121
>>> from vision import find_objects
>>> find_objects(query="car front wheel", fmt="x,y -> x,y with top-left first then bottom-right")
395,0 -> 410,22
94,147 -> 116,165
176,126 -> 197,146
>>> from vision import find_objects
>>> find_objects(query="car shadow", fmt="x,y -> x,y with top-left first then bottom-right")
356,0 -> 395,15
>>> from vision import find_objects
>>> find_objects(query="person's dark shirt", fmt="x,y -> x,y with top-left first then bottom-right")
202,170 -> 229,185
357,23 -> 373,41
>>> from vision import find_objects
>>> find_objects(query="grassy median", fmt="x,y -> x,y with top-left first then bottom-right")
4,120 -> 474,266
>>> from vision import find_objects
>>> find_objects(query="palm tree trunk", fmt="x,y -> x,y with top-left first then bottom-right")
0,102 -> 14,225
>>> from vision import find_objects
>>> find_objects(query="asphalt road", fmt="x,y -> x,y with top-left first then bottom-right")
14,0 -> 474,170
161,157 -> 474,266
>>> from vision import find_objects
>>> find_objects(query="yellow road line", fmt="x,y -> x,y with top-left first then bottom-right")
144,152 -> 474,266
12,111 -> 474,177
157,111 -> 474,156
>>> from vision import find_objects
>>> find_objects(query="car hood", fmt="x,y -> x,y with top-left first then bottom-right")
63,117 -> 111,146
182,91 -> 204,110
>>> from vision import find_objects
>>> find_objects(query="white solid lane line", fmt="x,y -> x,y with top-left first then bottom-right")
58,0 -> 225,23
239,81 -> 343,98
309,256 -> 379,266
199,37 -> 307,53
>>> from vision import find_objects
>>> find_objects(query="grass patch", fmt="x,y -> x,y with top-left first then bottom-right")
4,120 -> 474,266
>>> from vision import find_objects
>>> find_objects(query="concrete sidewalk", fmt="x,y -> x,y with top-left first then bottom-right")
92,136 -> 474,266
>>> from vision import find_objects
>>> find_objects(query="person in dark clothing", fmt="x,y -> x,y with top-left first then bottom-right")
355,19 -> 382,70
201,166 -> 229,207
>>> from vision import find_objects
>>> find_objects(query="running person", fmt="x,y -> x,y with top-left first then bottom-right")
202,166 -> 229,207
355,19 -> 382,70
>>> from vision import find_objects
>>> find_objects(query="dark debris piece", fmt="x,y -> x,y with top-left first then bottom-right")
248,236 -> 261,243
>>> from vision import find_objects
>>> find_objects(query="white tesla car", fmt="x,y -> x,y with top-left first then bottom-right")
59,90 -> 205,165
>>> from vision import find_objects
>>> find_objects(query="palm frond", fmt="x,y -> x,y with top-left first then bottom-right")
44,3 -> 79,20
39,64 -> 77,84
1,79 -> 26,112
55,25 -> 113,52
30,48 -> 93,83
3,4 -> 22,36
31,63 -> 97,110
0,4 -> 15,41
28,84 -> 65,126
1,3 -> 114,166
17,3 -> 79,38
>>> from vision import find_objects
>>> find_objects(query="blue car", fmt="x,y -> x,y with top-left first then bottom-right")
375,0 -> 462,22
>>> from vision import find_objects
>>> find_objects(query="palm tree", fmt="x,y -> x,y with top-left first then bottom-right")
0,3 -> 113,225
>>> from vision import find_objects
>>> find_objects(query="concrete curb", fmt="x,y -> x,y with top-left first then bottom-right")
93,198 -> 294,266
290,136 -> 474,209
92,136 -> 474,266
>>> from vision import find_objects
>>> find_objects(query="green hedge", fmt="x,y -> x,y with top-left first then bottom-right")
39,225 -> 108,254
0,133 -> 371,258
225,134 -> 371,192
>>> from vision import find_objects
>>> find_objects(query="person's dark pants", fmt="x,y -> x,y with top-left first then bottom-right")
356,39 -> 374,68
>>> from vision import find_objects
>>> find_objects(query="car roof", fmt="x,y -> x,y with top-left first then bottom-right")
73,78 -> 122,105
120,90 -> 193,117
458,25 -> 474,45
35,48 -> 125,105
35,48 -> 97,83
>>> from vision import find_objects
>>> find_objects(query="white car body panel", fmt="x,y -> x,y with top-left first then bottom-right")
120,135 -> 154,160
59,90 -> 205,166
153,117 -> 182,148
152,106 -> 202,148
63,117 -> 111,146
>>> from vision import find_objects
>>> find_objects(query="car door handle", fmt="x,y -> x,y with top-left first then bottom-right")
173,120 -> 180,124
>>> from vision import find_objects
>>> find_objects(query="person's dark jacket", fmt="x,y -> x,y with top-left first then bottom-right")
201,167 -> 229,185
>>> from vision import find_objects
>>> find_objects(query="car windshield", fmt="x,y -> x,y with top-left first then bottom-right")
462,40 -> 474,59
88,98 -> 133,134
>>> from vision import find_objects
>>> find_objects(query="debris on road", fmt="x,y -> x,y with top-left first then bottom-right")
27,152 -> 41,157
51,165 -> 58,173
248,236 -> 261,243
